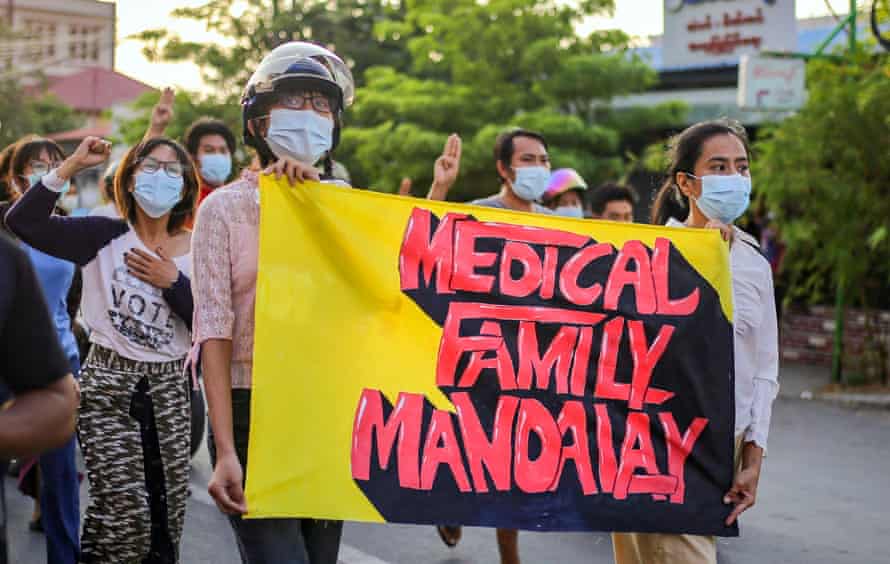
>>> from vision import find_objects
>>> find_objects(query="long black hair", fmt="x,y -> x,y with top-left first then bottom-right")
650,119 -> 751,225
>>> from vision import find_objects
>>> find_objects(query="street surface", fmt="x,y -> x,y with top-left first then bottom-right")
6,393 -> 889,563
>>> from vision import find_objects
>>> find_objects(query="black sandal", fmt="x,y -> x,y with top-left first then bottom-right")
437,525 -> 461,548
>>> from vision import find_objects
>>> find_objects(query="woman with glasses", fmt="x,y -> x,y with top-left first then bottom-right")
5,136 -> 199,563
1,137 -> 83,564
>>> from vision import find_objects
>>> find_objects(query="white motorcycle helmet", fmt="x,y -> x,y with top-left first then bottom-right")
241,42 -> 355,164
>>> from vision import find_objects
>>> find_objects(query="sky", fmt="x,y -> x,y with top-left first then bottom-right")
111,0 -> 857,91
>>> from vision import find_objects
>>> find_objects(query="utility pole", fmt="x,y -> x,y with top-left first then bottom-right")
830,0 -> 859,384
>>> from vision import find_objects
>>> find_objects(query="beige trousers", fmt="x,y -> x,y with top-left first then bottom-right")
611,435 -> 745,564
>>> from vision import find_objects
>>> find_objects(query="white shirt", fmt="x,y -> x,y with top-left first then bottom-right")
81,229 -> 192,362
89,202 -> 120,218
668,218 -> 779,450
43,171 -> 192,362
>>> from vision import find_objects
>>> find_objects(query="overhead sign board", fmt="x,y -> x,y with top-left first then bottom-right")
737,55 -> 806,110
663,0 -> 797,69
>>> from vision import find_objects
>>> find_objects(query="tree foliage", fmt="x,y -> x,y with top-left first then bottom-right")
133,0 -> 413,100
116,90 -> 242,148
753,51 -> 890,309
341,0 -> 685,199
125,0 -> 687,200
0,78 -> 83,148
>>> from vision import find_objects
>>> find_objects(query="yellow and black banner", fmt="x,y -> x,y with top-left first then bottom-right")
246,176 -> 738,536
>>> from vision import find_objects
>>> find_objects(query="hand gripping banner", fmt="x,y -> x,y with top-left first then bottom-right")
246,176 -> 738,537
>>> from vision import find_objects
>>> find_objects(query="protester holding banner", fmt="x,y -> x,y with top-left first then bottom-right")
5,135 -> 198,563
588,182 -> 637,222
612,119 -> 779,564
541,168 -> 588,218
192,41 -> 355,564
1,137 -> 83,563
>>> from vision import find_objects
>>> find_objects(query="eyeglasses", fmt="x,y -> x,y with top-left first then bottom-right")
139,156 -> 186,178
29,160 -> 62,177
276,92 -> 335,113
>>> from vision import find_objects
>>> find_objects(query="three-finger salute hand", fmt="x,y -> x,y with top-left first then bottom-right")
428,134 -> 462,201
433,134 -> 462,189
152,87 -> 175,130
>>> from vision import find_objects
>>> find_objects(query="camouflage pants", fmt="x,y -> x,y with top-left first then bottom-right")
78,345 -> 189,564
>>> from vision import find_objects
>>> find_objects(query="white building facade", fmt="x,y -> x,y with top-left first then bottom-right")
2,0 -> 115,80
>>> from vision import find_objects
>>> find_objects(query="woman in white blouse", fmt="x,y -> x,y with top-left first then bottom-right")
612,119 -> 780,564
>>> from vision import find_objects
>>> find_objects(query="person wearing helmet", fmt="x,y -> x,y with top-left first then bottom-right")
540,168 -> 588,218
191,41 -> 353,564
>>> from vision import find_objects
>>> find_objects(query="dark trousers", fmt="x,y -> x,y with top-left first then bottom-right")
208,390 -> 343,564
37,355 -> 80,564
38,436 -> 80,564
1,459 -> 8,564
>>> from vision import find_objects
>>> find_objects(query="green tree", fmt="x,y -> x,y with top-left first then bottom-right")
125,0 -> 686,199
341,0 -> 686,198
133,0 -> 414,100
753,50 -> 890,382
0,78 -> 83,147
116,90 -> 242,147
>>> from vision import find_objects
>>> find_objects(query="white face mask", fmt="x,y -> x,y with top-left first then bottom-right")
690,173 -> 752,224
554,205 -> 584,218
58,194 -> 79,213
510,166 -> 550,202
264,108 -> 333,165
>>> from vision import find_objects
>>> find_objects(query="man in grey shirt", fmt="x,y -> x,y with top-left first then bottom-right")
426,128 -> 554,564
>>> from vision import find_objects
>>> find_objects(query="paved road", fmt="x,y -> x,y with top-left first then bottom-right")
6,395 -> 889,563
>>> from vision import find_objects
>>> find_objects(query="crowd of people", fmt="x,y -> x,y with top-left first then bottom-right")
0,39 -> 779,564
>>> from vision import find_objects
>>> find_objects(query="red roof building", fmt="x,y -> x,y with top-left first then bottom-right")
41,66 -> 154,114
46,122 -> 113,142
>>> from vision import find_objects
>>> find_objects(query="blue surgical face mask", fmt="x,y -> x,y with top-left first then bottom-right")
26,172 -> 69,195
554,205 -> 584,219
689,173 -> 751,224
199,153 -> 232,186
58,194 -> 79,213
133,170 -> 183,218
264,108 -> 333,165
510,166 -> 550,202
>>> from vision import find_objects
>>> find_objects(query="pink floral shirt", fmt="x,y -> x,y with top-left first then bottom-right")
191,171 -> 260,388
